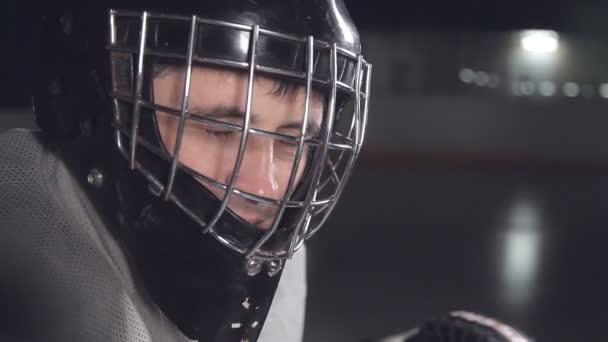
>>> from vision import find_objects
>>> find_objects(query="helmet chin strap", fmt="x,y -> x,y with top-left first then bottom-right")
110,162 -> 285,342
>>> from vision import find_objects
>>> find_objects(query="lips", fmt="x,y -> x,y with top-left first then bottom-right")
236,212 -> 274,230
201,181 -> 279,231
226,196 -> 279,230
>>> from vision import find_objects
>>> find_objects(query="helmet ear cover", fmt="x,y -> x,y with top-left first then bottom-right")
33,7 -> 109,140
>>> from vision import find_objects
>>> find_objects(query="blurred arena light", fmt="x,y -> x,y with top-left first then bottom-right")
501,197 -> 543,311
459,68 -> 475,83
520,30 -> 559,54
563,82 -> 580,97
538,81 -> 556,97
599,83 -> 608,98
519,81 -> 535,96
474,71 -> 490,86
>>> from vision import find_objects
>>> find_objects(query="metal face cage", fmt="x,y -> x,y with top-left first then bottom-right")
107,9 -> 371,261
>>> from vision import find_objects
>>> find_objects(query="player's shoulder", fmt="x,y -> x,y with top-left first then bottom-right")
0,128 -> 63,228
0,128 -> 49,170
0,129 -> 62,202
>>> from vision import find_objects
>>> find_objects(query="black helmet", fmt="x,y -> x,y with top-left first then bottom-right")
33,0 -> 371,340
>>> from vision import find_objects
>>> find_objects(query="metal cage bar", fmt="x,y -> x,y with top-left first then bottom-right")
202,25 -> 260,234
164,15 -> 198,199
108,44 -> 358,93
109,10 -> 126,157
305,56 -> 367,239
128,11 -> 149,169
360,63 -> 372,145
287,43 -> 340,257
113,119 -> 340,209
245,36 -> 316,259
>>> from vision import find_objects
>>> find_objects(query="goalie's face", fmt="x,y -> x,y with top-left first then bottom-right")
153,65 -> 324,229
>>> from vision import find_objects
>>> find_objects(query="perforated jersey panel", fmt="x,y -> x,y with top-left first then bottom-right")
0,129 -> 192,342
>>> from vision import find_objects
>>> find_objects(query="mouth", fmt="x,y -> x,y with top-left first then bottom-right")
237,212 -> 275,230
228,197 -> 280,231
200,181 -> 279,231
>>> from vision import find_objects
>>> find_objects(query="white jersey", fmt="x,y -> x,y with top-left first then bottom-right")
260,245 -> 307,342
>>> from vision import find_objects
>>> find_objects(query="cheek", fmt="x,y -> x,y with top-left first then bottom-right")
156,114 -> 177,151
275,149 -> 310,192
155,118 -> 232,184
178,130 -> 226,183
294,151 -> 309,183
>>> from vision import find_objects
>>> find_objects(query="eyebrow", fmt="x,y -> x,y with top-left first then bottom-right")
190,106 -> 321,139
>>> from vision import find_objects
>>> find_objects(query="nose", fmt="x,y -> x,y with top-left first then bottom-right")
231,136 -> 280,200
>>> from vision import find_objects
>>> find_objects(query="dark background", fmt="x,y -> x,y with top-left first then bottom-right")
5,0 -> 608,107
3,1 -> 608,341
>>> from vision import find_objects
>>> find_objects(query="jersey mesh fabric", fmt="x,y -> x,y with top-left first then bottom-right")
0,129 -> 192,342
0,128 -> 306,342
